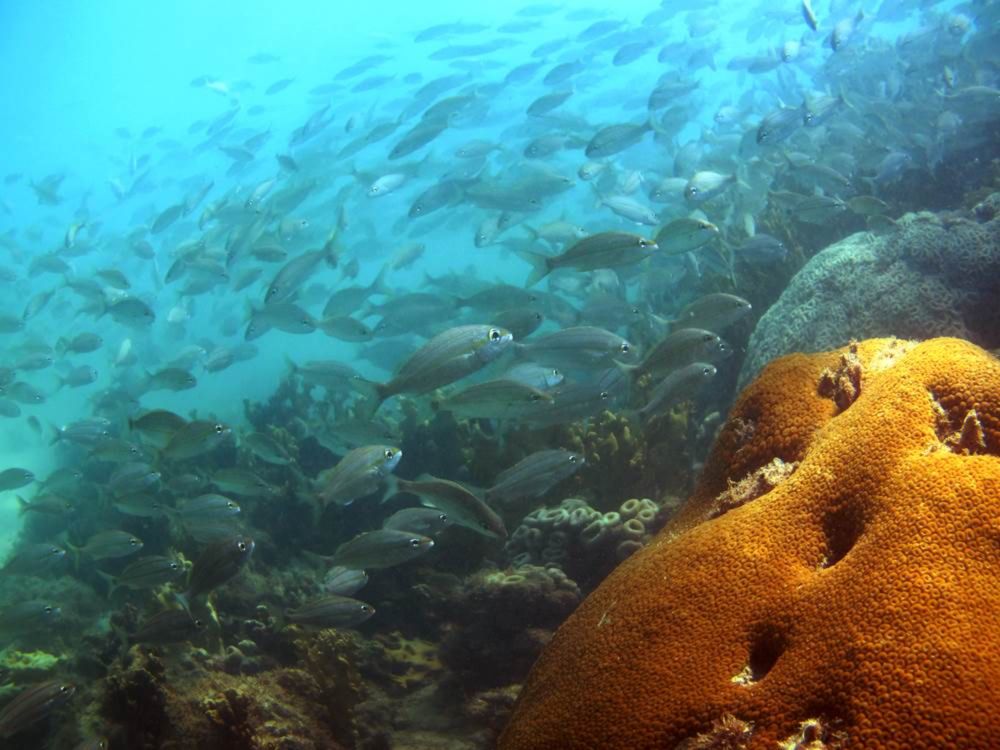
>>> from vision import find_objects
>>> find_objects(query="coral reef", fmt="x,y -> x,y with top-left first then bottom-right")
505,496 -> 672,589
499,338 -> 1000,749
739,195 -> 1000,388
436,565 -> 581,693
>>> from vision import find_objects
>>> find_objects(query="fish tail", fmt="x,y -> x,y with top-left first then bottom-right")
516,250 -> 551,287
174,591 -> 192,616
95,569 -> 119,599
15,495 -> 29,516
370,264 -> 391,296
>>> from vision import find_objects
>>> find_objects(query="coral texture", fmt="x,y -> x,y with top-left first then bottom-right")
739,197 -> 1000,388
500,337 -> 1000,749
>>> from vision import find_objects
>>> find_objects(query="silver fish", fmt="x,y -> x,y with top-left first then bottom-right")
331,529 -> 434,570
486,449 -> 585,506
394,474 -> 507,538
318,445 -> 402,508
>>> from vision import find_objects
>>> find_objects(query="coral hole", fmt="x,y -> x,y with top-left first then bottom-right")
733,625 -> 787,685
820,502 -> 865,568
747,626 -> 786,681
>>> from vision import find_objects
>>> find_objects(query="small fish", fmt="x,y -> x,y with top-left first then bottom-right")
434,379 -> 552,420
56,332 -> 103,354
243,432 -> 293,465
182,536 -> 255,601
394,474 -> 507,539
16,493 -> 73,517
486,449 -> 585,506
129,608 -> 204,644
640,362 -> 717,419
331,529 -> 434,570
170,494 -> 241,524
847,195 -> 889,217
161,420 -> 232,460
382,507 -> 452,537
69,530 -> 143,561
372,325 -> 514,406
655,218 -> 719,255
492,308 -> 544,340
585,121 -> 650,158
517,326 -> 637,370
757,107 -> 802,145
285,595 -> 375,628
0,467 -> 34,491
684,172 -> 737,203
211,468 -> 277,498
102,555 -> 184,594
519,232 -> 658,286
1,543 -> 67,576
734,234 -> 788,264
323,566 -> 369,596
107,462 -> 161,496
318,445 -> 402,508
0,680 -> 76,739
670,293 -> 753,332
801,0 -> 818,31
503,362 -> 564,390
638,328 -> 731,378
143,367 -> 197,392
0,600 -> 61,634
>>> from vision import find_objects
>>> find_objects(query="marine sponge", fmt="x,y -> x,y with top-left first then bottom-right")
739,198 -> 1000,388
500,338 -> 1000,749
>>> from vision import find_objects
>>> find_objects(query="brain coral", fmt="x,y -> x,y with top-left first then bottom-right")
738,195 -> 1000,389
499,337 -> 1000,750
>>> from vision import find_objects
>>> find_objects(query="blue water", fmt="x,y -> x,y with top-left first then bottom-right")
0,0 -> 992,744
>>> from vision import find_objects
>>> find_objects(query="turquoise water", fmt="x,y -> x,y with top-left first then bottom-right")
0,0 -> 994,746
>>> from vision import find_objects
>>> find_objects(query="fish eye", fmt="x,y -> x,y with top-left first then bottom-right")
237,541 -> 248,552
438,513 -> 448,521
362,604 -> 374,613
488,328 -> 501,341
703,367 -> 714,376
620,342 -> 630,353
568,455 -> 577,463
214,424 -> 225,434
228,502 -> 238,509
169,562 -> 179,570
194,618 -> 204,628
702,333 -> 714,342
130,538 -> 140,546
44,605 -> 54,614
384,448 -> 395,459
599,391 -> 609,400
409,538 -> 422,548
58,685 -> 72,695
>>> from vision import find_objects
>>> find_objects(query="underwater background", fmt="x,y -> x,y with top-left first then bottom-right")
0,0 -> 997,747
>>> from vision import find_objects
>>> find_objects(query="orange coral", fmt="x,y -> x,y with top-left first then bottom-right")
500,337 -> 1000,749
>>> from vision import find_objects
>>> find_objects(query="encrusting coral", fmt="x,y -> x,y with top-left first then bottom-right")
500,337 -> 1000,749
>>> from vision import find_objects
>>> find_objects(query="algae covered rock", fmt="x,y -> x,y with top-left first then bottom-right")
739,197 -> 1000,388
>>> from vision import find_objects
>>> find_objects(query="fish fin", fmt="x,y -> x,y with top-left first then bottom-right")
95,569 -> 120,599
174,591 -> 192,616
370,264 -> 391,296
15,495 -> 29,516
516,250 -> 552,287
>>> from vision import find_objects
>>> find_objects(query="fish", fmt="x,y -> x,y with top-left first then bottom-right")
371,325 -> 514,406
393,474 -> 507,539
485,449 -> 585,507
637,328 -> 731,378
503,362 -> 564,390
265,246 -> 336,306
285,595 -> 375,628
517,326 -> 637,370
670,293 -> 753,332
69,530 -> 143,561
323,566 -> 369,596
161,420 -> 232,460
211,468 -> 278,498
16,493 -> 73,517
654,218 -> 719,255
170,494 -> 241,525
1,543 -> 67,576
181,535 -> 255,602
129,608 -> 204,644
433,379 -> 552,420
317,445 -> 402,508
585,121 -> 651,158
519,231 -> 658,286
107,462 -> 161,496
331,529 -> 434,570
0,467 -> 34,491
734,234 -> 788,265
143,367 -> 197,392
100,555 -> 185,594
243,432 -> 293,465
382,507 -> 453,537
640,362 -> 717,419
757,107 -> 802,145
684,172 -> 737,203
802,0 -> 818,30
0,681 -> 76,739
0,600 -> 61,634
